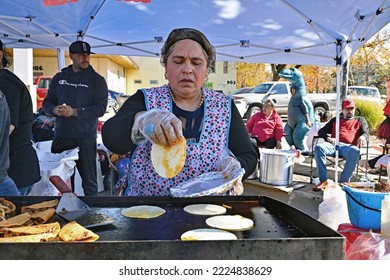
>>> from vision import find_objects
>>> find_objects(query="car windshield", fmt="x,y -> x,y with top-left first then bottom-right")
348,87 -> 379,97
252,83 -> 273,93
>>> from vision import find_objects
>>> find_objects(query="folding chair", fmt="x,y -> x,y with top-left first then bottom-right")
309,136 -> 369,183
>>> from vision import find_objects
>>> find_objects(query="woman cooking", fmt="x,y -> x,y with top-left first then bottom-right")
102,27 -> 257,196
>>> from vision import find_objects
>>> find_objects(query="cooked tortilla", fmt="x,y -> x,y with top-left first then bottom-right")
181,228 -> 237,241
121,205 -> 166,219
205,215 -> 254,231
0,233 -> 57,243
0,212 -> 32,230
4,222 -> 60,237
151,136 -> 186,178
183,204 -> 227,216
59,221 -> 99,242
30,208 -> 56,224
21,199 -> 59,213
0,198 -> 16,214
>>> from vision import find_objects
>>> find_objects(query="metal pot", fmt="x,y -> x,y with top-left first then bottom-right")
259,149 -> 295,186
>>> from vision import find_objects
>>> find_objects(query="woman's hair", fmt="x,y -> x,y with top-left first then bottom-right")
160,28 -> 216,73
319,111 -> 332,122
0,40 -> 12,68
263,99 -> 276,108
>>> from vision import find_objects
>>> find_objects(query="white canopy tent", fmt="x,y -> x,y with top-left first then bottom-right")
1,0 -> 389,183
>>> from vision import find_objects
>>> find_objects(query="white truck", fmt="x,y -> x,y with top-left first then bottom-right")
233,81 -> 338,120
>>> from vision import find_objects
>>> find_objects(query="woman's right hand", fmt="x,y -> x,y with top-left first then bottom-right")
131,109 -> 183,146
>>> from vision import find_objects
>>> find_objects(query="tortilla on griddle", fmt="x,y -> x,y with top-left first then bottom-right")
0,198 -> 16,214
121,205 -> 166,219
59,221 -> 99,242
21,199 -> 59,213
0,212 -> 32,233
151,136 -> 186,178
30,208 -> 56,224
181,228 -> 237,241
183,204 -> 227,216
3,222 -> 60,238
205,215 -> 254,231
0,233 -> 58,243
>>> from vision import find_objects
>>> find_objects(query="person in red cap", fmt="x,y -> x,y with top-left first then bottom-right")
312,98 -> 369,191
43,40 -> 108,196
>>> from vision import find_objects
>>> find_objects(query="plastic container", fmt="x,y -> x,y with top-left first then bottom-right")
342,185 -> 387,230
381,195 -> 390,237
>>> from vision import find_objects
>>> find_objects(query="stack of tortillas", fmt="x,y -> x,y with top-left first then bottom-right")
151,136 -> 186,178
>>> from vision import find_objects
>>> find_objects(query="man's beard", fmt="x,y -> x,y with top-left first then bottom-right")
344,112 -> 354,119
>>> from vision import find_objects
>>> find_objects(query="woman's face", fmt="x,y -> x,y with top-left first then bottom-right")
262,103 -> 273,116
166,39 -> 208,97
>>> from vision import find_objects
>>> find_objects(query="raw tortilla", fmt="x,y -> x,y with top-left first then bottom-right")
206,215 -> 254,231
151,136 -> 186,178
181,228 -> 237,241
183,204 -> 227,216
121,205 -> 166,219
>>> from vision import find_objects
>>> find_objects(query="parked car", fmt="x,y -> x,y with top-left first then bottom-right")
229,86 -> 255,95
34,75 -> 52,109
232,81 -> 337,120
348,86 -> 382,103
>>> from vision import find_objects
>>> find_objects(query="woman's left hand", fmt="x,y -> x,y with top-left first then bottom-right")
216,155 -> 241,178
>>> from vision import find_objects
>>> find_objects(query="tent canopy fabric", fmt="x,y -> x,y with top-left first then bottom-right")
0,0 -> 389,67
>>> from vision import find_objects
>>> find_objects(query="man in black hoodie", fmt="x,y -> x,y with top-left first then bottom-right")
43,41 -> 108,196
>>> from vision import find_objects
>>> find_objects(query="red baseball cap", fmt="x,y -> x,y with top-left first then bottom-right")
342,99 -> 355,109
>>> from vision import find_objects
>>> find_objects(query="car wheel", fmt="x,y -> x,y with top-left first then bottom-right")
247,106 -> 261,119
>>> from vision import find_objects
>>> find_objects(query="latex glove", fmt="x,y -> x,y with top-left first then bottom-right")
231,177 -> 244,195
131,109 -> 183,146
216,155 -> 242,179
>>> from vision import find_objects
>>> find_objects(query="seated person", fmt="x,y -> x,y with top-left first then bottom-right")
245,99 -> 284,149
306,110 -> 332,151
313,99 -> 369,191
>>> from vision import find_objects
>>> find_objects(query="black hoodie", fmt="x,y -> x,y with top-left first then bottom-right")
43,65 -> 108,138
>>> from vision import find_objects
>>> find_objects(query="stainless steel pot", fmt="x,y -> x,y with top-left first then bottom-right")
259,149 -> 295,186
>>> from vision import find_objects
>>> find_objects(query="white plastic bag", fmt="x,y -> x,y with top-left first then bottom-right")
318,182 -> 350,230
29,141 -> 78,196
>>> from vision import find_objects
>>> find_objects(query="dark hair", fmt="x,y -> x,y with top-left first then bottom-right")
0,40 -> 13,68
319,111 -> 332,122
160,28 -> 216,73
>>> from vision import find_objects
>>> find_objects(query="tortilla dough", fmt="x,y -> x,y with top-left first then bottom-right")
206,215 -> 254,231
181,228 -> 237,241
151,136 -> 186,178
183,204 -> 227,216
121,205 -> 166,219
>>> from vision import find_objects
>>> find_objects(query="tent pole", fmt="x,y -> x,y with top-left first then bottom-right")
334,64 -> 341,184
57,48 -> 65,71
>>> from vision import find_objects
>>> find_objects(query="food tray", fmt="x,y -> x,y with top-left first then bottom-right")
0,196 -> 345,260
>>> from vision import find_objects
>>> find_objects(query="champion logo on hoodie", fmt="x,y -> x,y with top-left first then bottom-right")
59,80 -> 89,88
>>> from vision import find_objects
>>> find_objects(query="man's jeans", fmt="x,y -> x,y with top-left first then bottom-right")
314,142 -> 360,183
0,176 -> 19,196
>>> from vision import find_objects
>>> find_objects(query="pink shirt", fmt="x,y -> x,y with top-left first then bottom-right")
245,110 -> 284,142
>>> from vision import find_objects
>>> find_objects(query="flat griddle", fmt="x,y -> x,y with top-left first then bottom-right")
0,195 -> 345,260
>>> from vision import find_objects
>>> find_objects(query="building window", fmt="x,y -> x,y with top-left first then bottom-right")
210,61 -> 216,73
223,61 -> 228,74
134,79 -> 142,84
150,80 -> 158,85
